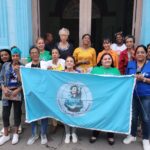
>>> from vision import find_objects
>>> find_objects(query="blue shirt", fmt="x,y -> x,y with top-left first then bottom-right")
126,60 -> 150,96
0,62 -> 21,88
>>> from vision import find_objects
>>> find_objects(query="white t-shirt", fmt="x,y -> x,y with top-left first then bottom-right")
25,61 -> 48,69
47,58 -> 65,71
111,43 -> 126,55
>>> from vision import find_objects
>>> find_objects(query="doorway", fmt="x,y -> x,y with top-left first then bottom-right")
91,0 -> 134,52
38,0 -> 134,51
40,0 -> 79,48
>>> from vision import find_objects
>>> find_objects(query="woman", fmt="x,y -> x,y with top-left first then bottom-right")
123,45 -> 150,150
64,56 -> 79,144
73,34 -> 96,73
0,47 -> 22,145
0,48 -> 22,136
0,49 -> 12,70
111,32 -> 126,55
147,43 -> 150,60
47,48 -> 65,71
90,53 -> 120,145
27,37 -> 52,62
55,28 -> 73,60
0,48 -> 12,101
97,38 -> 118,69
0,49 -> 12,99
26,47 -> 48,145
47,48 -> 65,133
119,35 -> 135,74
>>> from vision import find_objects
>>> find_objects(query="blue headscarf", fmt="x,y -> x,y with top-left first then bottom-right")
11,47 -> 22,58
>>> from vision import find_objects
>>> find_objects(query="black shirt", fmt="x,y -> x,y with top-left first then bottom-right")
31,63 -> 41,68
55,42 -> 74,60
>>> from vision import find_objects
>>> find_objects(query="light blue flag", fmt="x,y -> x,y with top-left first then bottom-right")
20,67 -> 136,134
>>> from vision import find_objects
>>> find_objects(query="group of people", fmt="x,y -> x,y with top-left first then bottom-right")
0,28 -> 150,150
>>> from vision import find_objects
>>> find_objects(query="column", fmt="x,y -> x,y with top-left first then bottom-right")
132,0 -> 143,46
79,0 -> 92,45
32,0 -> 40,44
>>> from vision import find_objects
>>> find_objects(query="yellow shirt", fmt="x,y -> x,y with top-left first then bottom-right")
73,47 -> 96,73
97,49 -> 119,68
47,59 -> 65,71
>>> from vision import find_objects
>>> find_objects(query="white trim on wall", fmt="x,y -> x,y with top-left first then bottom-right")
79,0 -> 92,45
132,0 -> 143,46
32,0 -> 40,44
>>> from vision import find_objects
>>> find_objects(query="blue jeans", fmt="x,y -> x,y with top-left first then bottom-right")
31,118 -> 48,136
131,96 -> 150,139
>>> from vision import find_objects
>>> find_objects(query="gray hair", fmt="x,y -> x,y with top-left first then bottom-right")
59,28 -> 70,36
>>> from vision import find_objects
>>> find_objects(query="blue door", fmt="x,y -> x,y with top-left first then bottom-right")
140,0 -> 150,45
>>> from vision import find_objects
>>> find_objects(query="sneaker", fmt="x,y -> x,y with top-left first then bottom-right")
41,135 -> 47,145
72,133 -> 78,143
0,135 -> 10,145
12,134 -> 19,145
123,135 -> 136,144
27,134 -> 39,145
143,139 -> 150,150
64,134 -> 70,144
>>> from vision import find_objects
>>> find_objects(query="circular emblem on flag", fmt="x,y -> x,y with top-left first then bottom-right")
57,82 -> 93,116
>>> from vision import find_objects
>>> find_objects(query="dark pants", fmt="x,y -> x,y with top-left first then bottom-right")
92,130 -> 114,138
2,100 -> 22,127
131,96 -> 150,139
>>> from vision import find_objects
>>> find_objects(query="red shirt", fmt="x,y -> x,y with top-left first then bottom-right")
119,49 -> 135,75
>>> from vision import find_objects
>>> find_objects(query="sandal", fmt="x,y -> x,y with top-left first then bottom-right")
89,136 -> 97,143
107,137 -> 115,145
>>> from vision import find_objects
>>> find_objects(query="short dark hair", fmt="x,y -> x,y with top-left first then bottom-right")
51,48 -> 60,54
125,35 -> 135,43
29,46 -> 40,54
102,38 -> 112,44
82,34 -> 91,40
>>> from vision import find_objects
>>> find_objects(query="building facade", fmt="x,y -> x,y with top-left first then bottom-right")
0,0 -> 150,58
